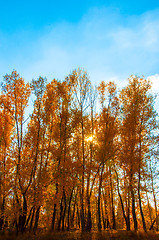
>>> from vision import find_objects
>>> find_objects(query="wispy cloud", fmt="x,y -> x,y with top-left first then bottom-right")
147,74 -> 159,92
1,7 -> 159,88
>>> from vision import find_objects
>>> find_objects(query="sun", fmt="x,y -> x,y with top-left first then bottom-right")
86,136 -> 93,142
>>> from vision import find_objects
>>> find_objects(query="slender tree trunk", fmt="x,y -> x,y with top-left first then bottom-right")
86,195 -> 92,231
62,190 -> 67,231
81,113 -> 85,232
126,186 -> 131,231
77,205 -> 81,229
70,200 -> 76,229
150,162 -> 158,231
129,168 -> 138,231
98,165 -> 104,231
24,206 -> 34,229
67,187 -> 74,231
51,183 -> 58,231
131,187 -> 138,231
21,194 -> 27,233
138,188 -> 147,232
0,151 -> 6,232
104,198 -> 111,229
86,166 -> 92,231
29,207 -> 35,232
33,206 -> 40,233
138,170 -> 147,232
117,185 -> 130,230
124,171 -> 131,230
109,168 -> 116,230
145,184 -> 153,226
18,194 -> 27,233
115,168 -> 130,230
101,197 -> 106,230
51,203 -> 57,231
150,215 -> 159,230
0,198 -> 5,231
86,172 -> 91,231
57,197 -> 63,231
137,136 -> 147,232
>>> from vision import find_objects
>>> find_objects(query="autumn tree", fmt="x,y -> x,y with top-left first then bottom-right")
119,75 -> 158,232
22,76 -> 47,233
96,81 -> 119,231
68,68 -> 92,231
42,77 -> 75,231
0,106 -> 13,230
0,70 -> 31,233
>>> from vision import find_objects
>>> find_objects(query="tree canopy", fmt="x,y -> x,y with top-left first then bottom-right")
0,69 -> 158,234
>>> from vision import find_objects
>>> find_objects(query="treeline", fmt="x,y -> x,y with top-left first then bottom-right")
0,69 -> 158,234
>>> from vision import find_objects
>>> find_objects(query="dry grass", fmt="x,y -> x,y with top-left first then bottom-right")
0,230 -> 159,240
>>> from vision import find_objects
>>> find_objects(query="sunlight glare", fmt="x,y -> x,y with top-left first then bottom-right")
86,136 -> 93,142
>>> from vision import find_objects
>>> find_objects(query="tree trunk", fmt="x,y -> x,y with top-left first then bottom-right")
98,165 -> 104,231
33,206 -> 40,233
86,195 -> 92,231
76,205 -> 81,229
145,185 -> 153,226
51,203 -> 57,231
109,168 -> 116,230
81,114 -> 85,232
21,194 -> 27,233
150,215 -> 159,230
29,207 -> 35,232
51,182 -> 58,231
18,194 -> 27,233
138,170 -> 147,232
62,190 -> 67,231
101,198 -> 106,230
0,197 -> 5,231
131,188 -> 138,231
115,168 -> 130,231
104,198 -> 111,229
70,192 -> 77,229
67,188 -> 74,231
24,206 -> 34,229
150,162 -> 158,231
118,187 -> 130,230
57,198 -> 63,231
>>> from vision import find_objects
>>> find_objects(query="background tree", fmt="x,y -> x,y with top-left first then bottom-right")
0,70 -> 31,233
68,68 -> 91,232
119,75 -> 158,232
0,107 -> 13,230
96,81 -> 119,231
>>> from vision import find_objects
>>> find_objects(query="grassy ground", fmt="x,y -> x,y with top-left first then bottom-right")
0,230 -> 159,240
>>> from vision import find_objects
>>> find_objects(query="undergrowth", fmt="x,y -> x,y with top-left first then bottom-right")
0,230 -> 159,240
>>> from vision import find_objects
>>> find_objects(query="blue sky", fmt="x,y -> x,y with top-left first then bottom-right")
0,0 -> 159,96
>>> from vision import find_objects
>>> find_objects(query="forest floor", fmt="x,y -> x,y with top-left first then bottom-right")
0,230 -> 159,240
